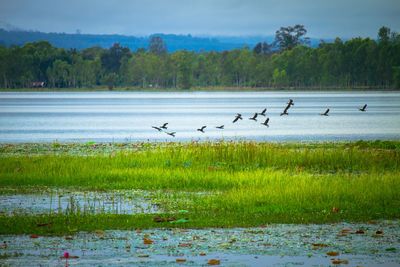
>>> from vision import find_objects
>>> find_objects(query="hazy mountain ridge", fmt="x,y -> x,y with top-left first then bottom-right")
0,29 -> 325,51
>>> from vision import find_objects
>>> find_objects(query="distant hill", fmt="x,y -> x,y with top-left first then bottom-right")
0,29 -> 325,52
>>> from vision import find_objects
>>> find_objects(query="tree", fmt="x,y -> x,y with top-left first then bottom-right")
148,36 -> 167,55
274,25 -> 310,51
272,68 -> 288,87
378,26 -> 391,43
1,26 -> 400,89
171,51 -> 193,89
81,46 -> 104,60
101,43 -> 131,73
393,66 -> 400,89
46,59 -> 72,88
253,42 -> 273,55
101,73 -> 119,90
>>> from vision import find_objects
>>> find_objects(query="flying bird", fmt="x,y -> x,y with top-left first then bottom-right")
258,108 -> 267,116
197,126 -> 207,133
160,123 -> 168,129
249,113 -> 258,121
280,105 -> 290,116
166,132 -> 176,137
320,108 -> 330,116
359,104 -> 367,112
152,126 -> 163,131
261,118 -> 270,127
232,113 -> 243,123
216,125 -> 225,129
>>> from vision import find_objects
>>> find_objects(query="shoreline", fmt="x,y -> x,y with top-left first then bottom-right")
1,87 -> 399,93
1,140 -> 399,155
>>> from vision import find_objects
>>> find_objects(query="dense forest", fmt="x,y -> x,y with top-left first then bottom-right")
1,25 -> 399,89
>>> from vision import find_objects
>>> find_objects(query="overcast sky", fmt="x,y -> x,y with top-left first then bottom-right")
0,0 -> 399,38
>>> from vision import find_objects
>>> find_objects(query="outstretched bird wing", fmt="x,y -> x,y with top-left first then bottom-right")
233,116 -> 240,123
284,105 -> 290,113
250,113 -> 258,119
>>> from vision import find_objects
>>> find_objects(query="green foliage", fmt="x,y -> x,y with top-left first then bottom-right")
1,27 -> 400,89
46,59 -> 71,88
148,35 -> 167,55
101,72 -> 119,90
272,68 -> 288,87
253,42 -> 273,55
393,66 -> 400,89
100,43 -> 131,74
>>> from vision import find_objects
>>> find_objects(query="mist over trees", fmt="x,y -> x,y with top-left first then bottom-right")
0,26 -> 399,89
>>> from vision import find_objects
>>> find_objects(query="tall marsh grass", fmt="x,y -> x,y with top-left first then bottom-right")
0,142 -> 398,189
0,141 -> 399,230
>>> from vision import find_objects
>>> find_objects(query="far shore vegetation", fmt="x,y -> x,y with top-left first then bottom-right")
1,86 -> 399,93
0,140 -> 399,235
1,25 -> 400,91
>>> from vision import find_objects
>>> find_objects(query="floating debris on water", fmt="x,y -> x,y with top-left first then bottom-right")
0,220 -> 399,266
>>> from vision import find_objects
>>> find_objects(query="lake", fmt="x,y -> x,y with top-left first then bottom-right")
0,91 -> 399,143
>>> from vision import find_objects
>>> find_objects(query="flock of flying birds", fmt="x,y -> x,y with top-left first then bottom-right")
151,99 -> 368,137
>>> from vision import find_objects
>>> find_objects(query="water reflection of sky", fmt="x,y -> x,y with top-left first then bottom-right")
0,91 -> 399,142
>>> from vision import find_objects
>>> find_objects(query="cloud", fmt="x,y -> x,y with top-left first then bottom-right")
0,0 -> 399,37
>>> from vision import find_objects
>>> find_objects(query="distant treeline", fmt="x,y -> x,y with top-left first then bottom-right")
0,29 -> 258,52
1,25 -> 399,89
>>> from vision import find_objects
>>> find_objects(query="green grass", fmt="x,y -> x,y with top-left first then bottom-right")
0,141 -> 399,234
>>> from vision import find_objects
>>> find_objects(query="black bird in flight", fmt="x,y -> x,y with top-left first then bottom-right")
320,108 -> 330,116
261,118 -> 270,127
216,125 -> 225,129
249,113 -> 258,121
359,104 -> 367,112
197,126 -> 207,133
280,105 -> 290,116
166,132 -> 176,137
152,126 -> 163,131
160,123 -> 168,129
258,108 -> 267,116
232,113 -> 243,123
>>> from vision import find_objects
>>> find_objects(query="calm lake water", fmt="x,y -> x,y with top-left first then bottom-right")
0,91 -> 399,143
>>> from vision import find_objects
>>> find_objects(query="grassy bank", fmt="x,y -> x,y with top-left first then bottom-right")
0,141 -> 399,234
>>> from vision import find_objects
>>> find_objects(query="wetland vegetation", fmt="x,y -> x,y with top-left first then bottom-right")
1,141 -> 399,235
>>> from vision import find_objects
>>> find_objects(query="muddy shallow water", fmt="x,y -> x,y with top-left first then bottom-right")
1,220 -> 399,266
0,190 -> 161,215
